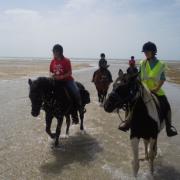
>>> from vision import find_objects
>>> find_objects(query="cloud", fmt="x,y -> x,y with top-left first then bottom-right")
0,0 -> 179,60
4,9 -> 39,16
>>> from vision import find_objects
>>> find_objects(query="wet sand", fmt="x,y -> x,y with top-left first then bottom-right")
0,60 -> 180,180
166,62 -> 180,84
0,60 -> 91,80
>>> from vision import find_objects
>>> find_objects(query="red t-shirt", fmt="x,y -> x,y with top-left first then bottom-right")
50,57 -> 73,81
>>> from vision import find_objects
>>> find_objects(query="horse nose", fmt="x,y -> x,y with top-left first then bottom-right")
104,103 -> 111,112
31,111 -> 39,117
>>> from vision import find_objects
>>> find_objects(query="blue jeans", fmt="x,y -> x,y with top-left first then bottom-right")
66,80 -> 81,105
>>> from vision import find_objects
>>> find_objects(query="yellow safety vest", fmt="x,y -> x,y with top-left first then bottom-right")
140,60 -> 166,96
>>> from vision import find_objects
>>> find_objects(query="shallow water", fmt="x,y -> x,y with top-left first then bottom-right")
0,61 -> 180,180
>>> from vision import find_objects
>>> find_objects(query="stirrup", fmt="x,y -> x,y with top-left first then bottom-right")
118,121 -> 130,132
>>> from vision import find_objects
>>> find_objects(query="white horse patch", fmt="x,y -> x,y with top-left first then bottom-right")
141,85 -> 164,131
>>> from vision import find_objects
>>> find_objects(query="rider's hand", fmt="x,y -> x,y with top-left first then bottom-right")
55,75 -> 64,80
151,87 -> 159,93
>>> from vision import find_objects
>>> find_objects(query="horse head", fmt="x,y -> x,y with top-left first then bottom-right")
28,78 -> 44,117
104,73 -> 140,112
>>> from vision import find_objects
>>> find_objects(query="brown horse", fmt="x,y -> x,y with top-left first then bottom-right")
93,68 -> 112,104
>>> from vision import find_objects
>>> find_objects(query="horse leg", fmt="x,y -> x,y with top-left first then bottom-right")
79,109 -> 84,131
149,138 -> 157,174
131,138 -> 140,177
143,139 -> 149,160
65,115 -> 71,137
45,113 -> 55,139
100,94 -> 102,103
101,92 -> 105,104
55,116 -> 63,147
100,95 -> 103,103
100,91 -> 103,103
103,91 -> 107,104
104,92 -> 107,101
98,91 -> 101,102
154,139 -> 157,157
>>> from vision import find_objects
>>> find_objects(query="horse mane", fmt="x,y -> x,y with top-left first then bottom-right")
33,77 -> 85,92
34,77 -> 52,90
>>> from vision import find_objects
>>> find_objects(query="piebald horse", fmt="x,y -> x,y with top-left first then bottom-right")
104,73 -> 164,177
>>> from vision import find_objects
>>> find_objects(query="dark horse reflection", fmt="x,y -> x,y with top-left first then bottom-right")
28,77 -> 90,147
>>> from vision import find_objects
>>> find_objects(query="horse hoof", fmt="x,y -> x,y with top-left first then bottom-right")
54,139 -> 59,146
51,133 -> 56,139
65,134 -> 69,138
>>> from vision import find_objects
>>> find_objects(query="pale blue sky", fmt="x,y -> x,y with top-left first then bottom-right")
0,0 -> 180,60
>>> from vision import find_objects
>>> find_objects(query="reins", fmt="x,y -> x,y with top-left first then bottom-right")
116,82 -> 141,123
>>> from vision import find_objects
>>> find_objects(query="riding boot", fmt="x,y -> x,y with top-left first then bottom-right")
118,110 -> 132,132
165,111 -> 178,137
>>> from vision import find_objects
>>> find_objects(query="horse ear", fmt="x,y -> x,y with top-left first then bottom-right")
28,79 -> 32,86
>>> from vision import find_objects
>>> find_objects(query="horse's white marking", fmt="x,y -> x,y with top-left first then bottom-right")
143,139 -> 149,160
156,147 -> 162,158
61,134 -> 69,139
93,101 -> 101,105
148,138 -> 156,174
131,138 -> 140,177
142,85 -> 161,131
99,103 -> 104,107
36,117 -> 41,120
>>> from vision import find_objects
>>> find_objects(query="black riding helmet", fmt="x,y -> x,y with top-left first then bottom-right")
100,53 -> 105,58
53,44 -> 63,54
142,41 -> 157,54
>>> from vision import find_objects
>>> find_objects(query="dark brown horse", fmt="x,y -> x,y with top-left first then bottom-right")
93,68 -> 112,104
28,77 -> 90,147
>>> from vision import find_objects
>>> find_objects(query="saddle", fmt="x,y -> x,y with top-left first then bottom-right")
61,82 -> 90,107
97,69 -> 111,82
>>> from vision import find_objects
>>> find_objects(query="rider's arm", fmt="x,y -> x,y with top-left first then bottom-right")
155,80 -> 165,92
63,60 -> 72,78
49,60 -> 54,78
151,72 -> 166,93
98,59 -> 102,67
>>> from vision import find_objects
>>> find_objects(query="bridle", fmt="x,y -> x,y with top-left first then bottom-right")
115,80 -> 142,123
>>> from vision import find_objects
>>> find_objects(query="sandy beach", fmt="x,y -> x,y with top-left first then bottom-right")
0,59 -> 180,180
0,60 -> 92,80
166,62 -> 180,84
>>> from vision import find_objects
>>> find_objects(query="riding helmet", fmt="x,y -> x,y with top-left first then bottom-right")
53,44 -> 63,54
142,41 -> 157,53
100,53 -> 105,58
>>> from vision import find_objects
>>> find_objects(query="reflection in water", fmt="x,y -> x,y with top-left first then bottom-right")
41,133 -> 103,175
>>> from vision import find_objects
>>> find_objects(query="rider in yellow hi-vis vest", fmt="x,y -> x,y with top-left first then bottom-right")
119,42 -> 177,137
140,59 -> 165,96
